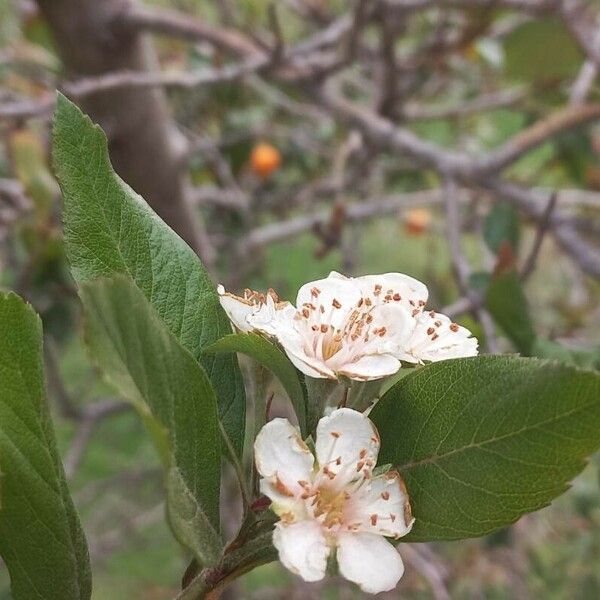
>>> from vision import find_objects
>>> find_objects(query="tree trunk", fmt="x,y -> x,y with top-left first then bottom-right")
35,0 -> 215,267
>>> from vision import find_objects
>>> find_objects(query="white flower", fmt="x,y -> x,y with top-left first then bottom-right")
217,284 -> 294,334
255,408 -> 414,594
220,272 -> 478,378
249,272 -> 421,380
399,310 -> 479,364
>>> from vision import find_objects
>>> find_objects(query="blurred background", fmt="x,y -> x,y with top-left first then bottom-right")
1,0 -> 600,598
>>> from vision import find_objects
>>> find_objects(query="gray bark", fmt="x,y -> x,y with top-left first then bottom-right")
35,0 -> 214,267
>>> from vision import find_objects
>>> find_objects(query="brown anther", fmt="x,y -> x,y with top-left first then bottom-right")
322,466 -> 336,480
431,333 -> 439,341
429,310 -> 436,317
311,324 -> 319,331
358,298 -> 364,307
330,431 -> 341,438
356,461 -> 365,472
418,300 -> 426,306
298,480 -> 309,488
370,514 -> 378,526
332,298 -> 342,309
336,457 -> 342,465
311,287 -> 321,297
381,491 -> 390,501
302,308 -> 310,318
374,284 -> 382,295
393,293 -> 401,301
390,513 -> 396,522
450,323 -> 459,332
359,449 -> 367,459
366,315 -> 374,324
427,327 -> 435,335
274,477 -> 294,497
320,305 -> 325,313
365,298 -> 372,306
412,309 -> 420,317
435,320 -> 442,327
409,299 -> 415,306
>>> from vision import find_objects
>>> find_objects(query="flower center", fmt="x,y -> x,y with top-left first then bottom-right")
311,485 -> 349,529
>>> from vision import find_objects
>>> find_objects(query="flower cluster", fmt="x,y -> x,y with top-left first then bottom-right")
219,271 -> 477,381
254,408 -> 413,594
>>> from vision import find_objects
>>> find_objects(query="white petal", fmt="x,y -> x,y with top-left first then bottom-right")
346,471 -> 414,538
254,419 -> 314,498
315,408 -> 380,483
217,285 -> 254,332
336,532 -> 404,594
354,272 -> 428,312
273,521 -> 330,582
247,296 -> 295,336
337,353 -> 400,381
296,275 -> 362,330
403,311 -> 478,363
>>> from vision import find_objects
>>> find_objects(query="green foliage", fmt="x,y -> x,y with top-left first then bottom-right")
52,94 -> 246,456
371,356 -> 600,542
80,277 -> 222,565
504,18 -> 583,84
486,270 -> 536,355
483,202 -> 520,253
205,333 -> 308,435
0,292 -> 91,600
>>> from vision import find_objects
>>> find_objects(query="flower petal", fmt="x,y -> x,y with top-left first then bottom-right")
296,274 -> 362,330
337,353 -> 400,381
273,521 -> 330,582
254,418 -> 314,498
217,285 -> 254,332
400,310 -> 478,363
336,532 -> 404,594
315,408 -> 380,483
346,471 -> 414,538
354,272 -> 428,313
247,296 -> 295,336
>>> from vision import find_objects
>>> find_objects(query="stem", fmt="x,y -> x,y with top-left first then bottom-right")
218,421 -> 251,509
175,530 -> 277,600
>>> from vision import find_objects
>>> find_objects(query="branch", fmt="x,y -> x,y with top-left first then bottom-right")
520,192 -> 558,281
64,400 -> 130,479
114,3 -> 261,58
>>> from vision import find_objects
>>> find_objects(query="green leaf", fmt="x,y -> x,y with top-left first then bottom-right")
205,333 -> 307,435
483,202 -> 520,254
0,293 -> 91,599
371,356 -> 600,542
79,277 -> 222,565
504,18 -> 583,83
531,339 -> 600,371
52,94 -> 245,456
486,270 -> 536,355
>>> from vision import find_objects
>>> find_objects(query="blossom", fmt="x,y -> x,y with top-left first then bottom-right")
219,272 -> 478,380
217,285 -> 294,334
250,272 -> 422,380
255,408 -> 414,594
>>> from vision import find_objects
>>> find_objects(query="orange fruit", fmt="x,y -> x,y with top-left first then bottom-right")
250,143 -> 281,179
404,208 -> 432,235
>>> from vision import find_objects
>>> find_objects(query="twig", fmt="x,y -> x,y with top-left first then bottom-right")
401,544 -> 451,600
64,400 -> 130,479
520,192 -> 558,281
